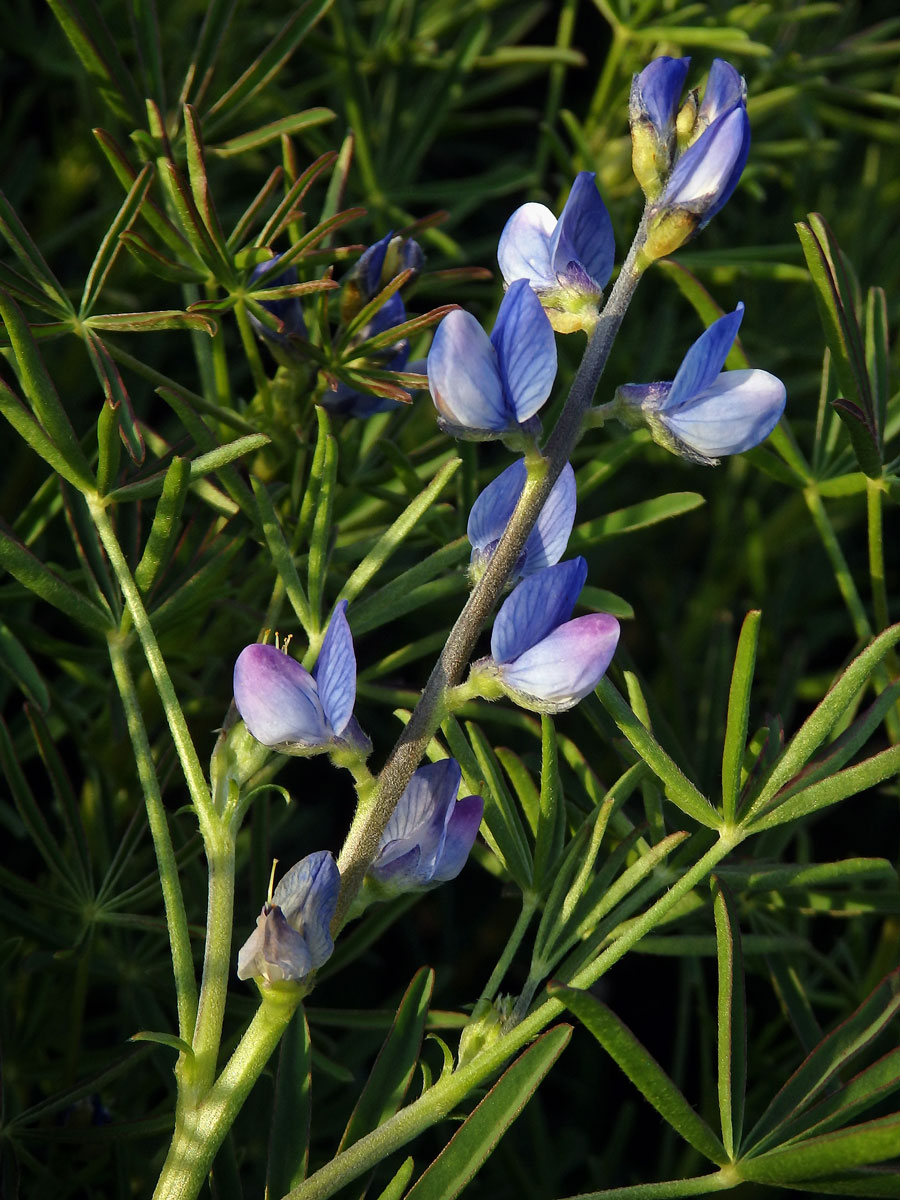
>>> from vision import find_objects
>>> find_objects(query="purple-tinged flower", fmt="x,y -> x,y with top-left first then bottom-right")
640,59 -> 751,260
629,56 -> 692,199
341,231 -> 424,322
468,459 -> 576,584
237,851 -> 339,985
497,173 -> 615,332
427,279 -> 557,440
613,303 -> 786,464
233,602 -> 370,755
473,558 -> 620,713
323,293 -> 411,418
367,759 -> 483,897
248,254 -> 307,343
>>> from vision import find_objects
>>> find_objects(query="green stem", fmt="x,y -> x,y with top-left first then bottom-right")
108,636 -> 198,1043
332,237 -> 648,928
88,500 -> 216,840
154,988 -> 302,1200
187,830 -> 236,1099
288,831 -> 740,1200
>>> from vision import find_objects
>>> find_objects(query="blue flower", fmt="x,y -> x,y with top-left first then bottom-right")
614,303 -> 786,464
233,602 -> 370,754
629,56 -> 692,198
340,231 -> 424,323
248,254 -> 307,343
475,558 -> 620,713
641,59 -> 751,260
468,458 -> 576,584
497,173 -> 615,332
427,279 -> 557,440
237,851 -> 340,985
367,759 -> 483,896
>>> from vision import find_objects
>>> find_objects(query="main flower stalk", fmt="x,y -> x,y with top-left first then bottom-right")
334,229 -> 648,927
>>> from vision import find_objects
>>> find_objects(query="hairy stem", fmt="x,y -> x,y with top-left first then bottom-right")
334,239 -> 647,924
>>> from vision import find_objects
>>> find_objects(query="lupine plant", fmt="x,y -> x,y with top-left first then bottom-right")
2,3 -> 900,1199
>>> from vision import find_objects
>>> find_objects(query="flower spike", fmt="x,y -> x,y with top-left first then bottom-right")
613,303 -> 786,464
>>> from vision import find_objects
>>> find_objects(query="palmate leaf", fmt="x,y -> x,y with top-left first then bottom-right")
720,611 -> 761,827
0,192 -> 72,316
403,1026 -> 572,1200
79,163 -> 153,318
711,877 -> 747,1160
210,108 -> 335,157
592,679 -> 719,830
570,492 -> 705,545
204,0 -> 335,132
338,967 -> 434,1153
744,967 -> 900,1156
549,984 -> 728,1166
796,213 -> 881,476
743,621 -> 900,821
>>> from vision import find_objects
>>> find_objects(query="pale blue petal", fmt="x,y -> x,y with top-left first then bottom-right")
272,850 -> 340,969
381,759 -> 459,848
428,309 -> 507,431
662,368 -> 786,457
491,280 -> 557,423
549,173 -> 615,291
314,600 -> 356,737
432,794 -> 484,883
701,108 -> 750,224
697,59 -> 745,128
236,905 -> 313,983
234,643 -> 329,747
467,458 -> 527,556
523,463 -> 576,574
499,613 -> 620,711
373,760 -> 462,887
468,460 -> 575,581
665,304 -> 744,411
665,106 -> 749,215
491,558 -> 587,664
370,844 -> 423,889
634,56 -> 690,132
497,203 -> 556,288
